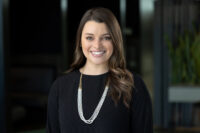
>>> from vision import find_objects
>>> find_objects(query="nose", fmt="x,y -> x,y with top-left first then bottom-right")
93,39 -> 102,49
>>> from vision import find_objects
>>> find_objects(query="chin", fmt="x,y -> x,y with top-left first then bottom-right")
90,60 -> 108,66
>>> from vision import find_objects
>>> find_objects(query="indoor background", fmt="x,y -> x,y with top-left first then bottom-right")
0,0 -> 200,133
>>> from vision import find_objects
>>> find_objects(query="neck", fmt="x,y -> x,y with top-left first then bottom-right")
80,63 -> 109,75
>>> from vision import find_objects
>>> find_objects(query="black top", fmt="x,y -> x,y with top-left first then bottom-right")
46,70 -> 153,133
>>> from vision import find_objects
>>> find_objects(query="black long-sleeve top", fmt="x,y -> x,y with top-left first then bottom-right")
46,70 -> 153,133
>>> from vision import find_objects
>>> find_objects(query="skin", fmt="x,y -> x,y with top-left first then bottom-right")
80,21 -> 113,75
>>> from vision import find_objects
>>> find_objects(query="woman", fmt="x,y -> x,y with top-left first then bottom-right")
46,7 -> 153,133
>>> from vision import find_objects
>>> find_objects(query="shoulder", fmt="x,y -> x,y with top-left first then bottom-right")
48,70 -> 79,98
128,71 -> 146,89
51,70 -> 79,88
132,72 -> 146,90
131,71 -> 151,100
129,72 -> 152,113
58,70 -> 78,81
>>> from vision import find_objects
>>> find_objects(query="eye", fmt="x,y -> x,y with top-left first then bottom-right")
86,36 -> 93,41
104,36 -> 111,40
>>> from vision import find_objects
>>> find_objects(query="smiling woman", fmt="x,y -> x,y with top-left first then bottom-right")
81,21 -> 113,72
46,7 -> 153,133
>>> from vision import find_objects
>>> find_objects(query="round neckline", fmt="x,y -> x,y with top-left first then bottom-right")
78,69 -> 109,77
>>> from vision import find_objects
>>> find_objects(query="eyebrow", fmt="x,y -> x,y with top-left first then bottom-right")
84,33 -> 110,36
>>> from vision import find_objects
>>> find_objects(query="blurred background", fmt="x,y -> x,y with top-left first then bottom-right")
0,0 -> 200,132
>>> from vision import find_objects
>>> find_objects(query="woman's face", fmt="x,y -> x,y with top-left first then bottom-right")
81,20 -> 113,67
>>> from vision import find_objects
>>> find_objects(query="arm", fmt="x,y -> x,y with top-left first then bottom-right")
130,74 -> 153,133
46,80 -> 60,133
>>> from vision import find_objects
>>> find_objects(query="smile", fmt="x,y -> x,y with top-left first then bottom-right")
90,51 -> 105,57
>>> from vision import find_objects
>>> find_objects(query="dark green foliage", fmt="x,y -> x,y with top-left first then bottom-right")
165,28 -> 200,85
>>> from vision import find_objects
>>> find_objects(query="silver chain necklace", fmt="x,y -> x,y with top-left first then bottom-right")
77,73 -> 109,124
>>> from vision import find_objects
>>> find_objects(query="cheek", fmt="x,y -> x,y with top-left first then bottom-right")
107,43 -> 114,55
81,40 -> 90,56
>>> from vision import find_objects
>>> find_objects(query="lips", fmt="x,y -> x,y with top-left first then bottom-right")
90,51 -> 105,57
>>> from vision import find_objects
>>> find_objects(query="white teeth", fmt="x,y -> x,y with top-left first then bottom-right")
92,51 -> 104,55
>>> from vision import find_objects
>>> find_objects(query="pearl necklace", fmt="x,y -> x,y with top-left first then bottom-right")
77,73 -> 109,124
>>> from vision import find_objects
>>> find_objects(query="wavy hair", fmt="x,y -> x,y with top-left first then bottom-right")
68,7 -> 134,108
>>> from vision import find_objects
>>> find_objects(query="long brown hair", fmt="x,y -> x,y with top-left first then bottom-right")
68,7 -> 134,108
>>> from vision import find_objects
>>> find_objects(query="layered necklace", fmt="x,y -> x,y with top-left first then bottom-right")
77,72 -> 109,124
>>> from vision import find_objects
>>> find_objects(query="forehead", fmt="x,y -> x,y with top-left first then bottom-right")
82,20 -> 109,34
